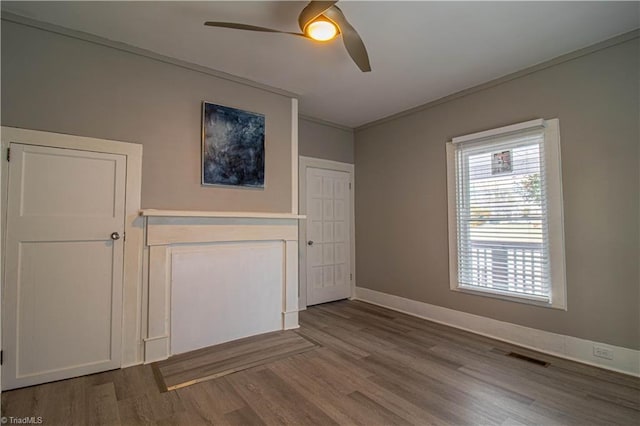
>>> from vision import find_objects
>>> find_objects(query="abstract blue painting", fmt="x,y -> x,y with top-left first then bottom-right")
202,102 -> 265,188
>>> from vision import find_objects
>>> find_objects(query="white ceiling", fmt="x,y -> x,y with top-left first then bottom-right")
2,1 -> 638,128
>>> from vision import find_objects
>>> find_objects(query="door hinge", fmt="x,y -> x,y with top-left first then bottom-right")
349,182 -> 352,190
1,350 -> 4,365
6,147 -> 10,162
350,273 -> 353,281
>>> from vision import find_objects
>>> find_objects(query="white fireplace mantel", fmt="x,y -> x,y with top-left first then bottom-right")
142,210 -> 305,363
140,209 -> 305,219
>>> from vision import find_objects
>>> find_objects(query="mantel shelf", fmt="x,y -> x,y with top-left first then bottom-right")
139,209 -> 306,220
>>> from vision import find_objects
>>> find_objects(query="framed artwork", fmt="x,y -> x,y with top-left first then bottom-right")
202,101 -> 265,188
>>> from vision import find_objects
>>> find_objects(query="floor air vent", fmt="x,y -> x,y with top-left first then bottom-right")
507,352 -> 550,367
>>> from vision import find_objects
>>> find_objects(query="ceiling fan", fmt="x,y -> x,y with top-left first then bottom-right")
204,1 -> 371,72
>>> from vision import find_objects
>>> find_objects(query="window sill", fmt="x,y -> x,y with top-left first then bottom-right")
451,285 -> 567,310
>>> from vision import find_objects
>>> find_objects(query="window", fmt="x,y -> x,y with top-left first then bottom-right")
446,119 -> 566,309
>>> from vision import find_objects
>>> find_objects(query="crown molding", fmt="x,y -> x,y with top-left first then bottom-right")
356,29 -> 640,132
299,114 -> 354,132
3,11 -> 636,133
1,11 -> 299,100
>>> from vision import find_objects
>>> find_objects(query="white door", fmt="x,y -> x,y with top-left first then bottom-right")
3,143 -> 126,390
306,167 -> 351,305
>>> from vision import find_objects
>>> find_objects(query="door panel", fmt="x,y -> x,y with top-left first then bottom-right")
306,167 -> 351,306
3,143 -> 126,390
20,150 -> 118,218
17,241 -> 115,376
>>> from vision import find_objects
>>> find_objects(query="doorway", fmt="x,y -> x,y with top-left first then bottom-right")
299,157 -> 354,309
1,127 -> 143,390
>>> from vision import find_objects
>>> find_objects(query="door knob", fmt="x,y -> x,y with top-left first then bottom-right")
307,240 -> 314,246
111,232 -> 121,241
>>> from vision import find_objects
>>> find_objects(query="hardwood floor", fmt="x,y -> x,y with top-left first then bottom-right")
2,300 -> 638,425
154,330 -> 318,391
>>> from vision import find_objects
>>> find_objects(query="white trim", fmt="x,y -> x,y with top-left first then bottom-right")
542,119 -> 567,308
145,218 -> 299,247
356,30 -> 639,133
140,209 -> 305,219
452,119 -> 544,144
1,12 -> 298,100
145,245 -> 170,363
299,115 -> 354,133
300,156 -> 356,172
143,216 -> 299,363
355,287 -> 640,377
447,118 -> 567,310
298,156 -> 355,310
143,336 -> 170,364
446,142 -> 458,301
283,239 -> 300,330
283,311 -> 299,330
137,241 -> 150,368
0,126 -> 144,368
291,99 -> 299,215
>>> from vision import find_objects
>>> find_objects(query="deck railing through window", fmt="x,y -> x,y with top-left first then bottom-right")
462,240 -> 545,297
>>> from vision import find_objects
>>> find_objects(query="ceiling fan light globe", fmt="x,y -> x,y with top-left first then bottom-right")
306,20 -> 338,41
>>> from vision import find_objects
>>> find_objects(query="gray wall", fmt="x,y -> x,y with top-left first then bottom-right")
299,118 -> 354,163
355,38 -> 639,349
2,20 -> 294,213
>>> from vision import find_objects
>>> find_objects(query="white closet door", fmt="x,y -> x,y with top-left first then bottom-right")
3,143 -> 126,390
306,167 -> 351,306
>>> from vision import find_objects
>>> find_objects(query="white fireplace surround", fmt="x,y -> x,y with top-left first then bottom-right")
140,209 -> 304,363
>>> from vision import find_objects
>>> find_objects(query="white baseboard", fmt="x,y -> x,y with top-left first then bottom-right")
355,287 -> 640,377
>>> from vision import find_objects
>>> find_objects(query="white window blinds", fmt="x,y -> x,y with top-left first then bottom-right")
452,124 -> 552,301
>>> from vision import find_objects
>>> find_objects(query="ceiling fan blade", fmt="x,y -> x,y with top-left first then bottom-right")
298,1 -> 338,31
323,6 -> 371,72
204,22 -> 304,37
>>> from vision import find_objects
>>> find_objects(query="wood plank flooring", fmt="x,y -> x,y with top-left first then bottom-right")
2,300 -> 638,425
154,330 -> 318,391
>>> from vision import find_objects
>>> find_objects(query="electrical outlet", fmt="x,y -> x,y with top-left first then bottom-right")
593,345 -> 614,360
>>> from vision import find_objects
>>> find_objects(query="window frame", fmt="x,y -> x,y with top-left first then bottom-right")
446,118 -> 567,310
